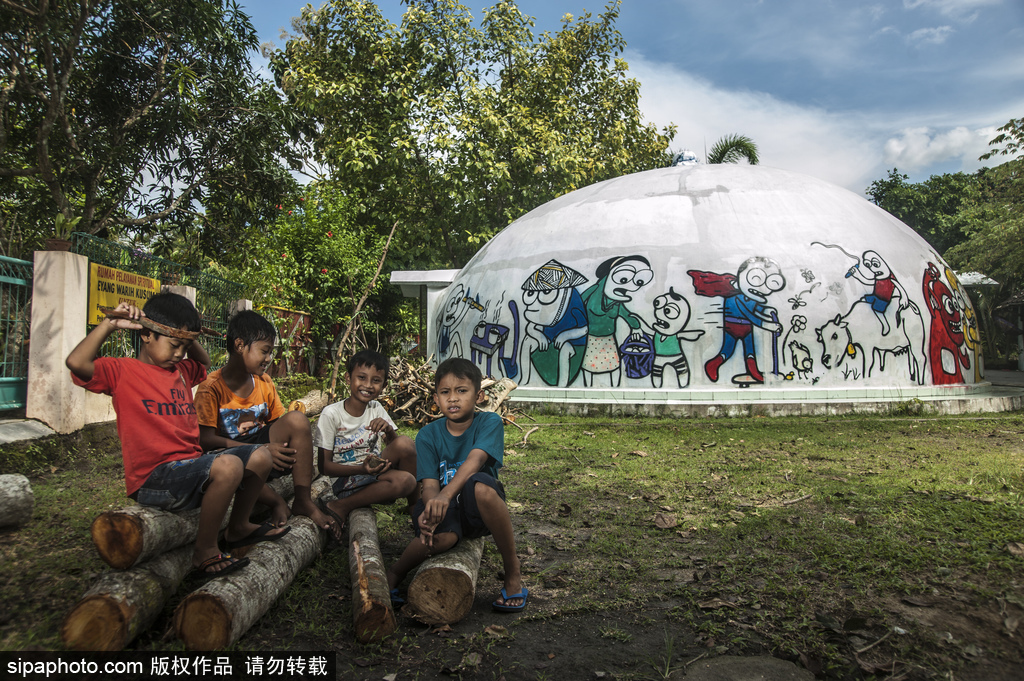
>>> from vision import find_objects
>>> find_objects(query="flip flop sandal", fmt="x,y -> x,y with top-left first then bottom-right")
224,522 -> 291,549
492,586 -> 528,613
317,498 -> 348,541
390,588 -> 406,608
193,553 -> 249,580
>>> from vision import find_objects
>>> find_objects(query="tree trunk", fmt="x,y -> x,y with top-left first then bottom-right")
64,477 -> 332,651
347,507 -> 396,642
173,513 -> 329,650
91,475 -> 297,569
60,546 -> 191,651
0,474 -> 33,529
406,536 -> 485,625
287,389 -> 330,416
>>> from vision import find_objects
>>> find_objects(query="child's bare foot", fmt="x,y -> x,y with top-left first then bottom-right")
293,498 -> 342,542
269,497 -> 291,528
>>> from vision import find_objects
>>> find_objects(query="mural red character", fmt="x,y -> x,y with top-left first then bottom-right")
922,263 -> 969,385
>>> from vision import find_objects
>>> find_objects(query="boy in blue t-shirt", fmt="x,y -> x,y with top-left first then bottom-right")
385,358 -> 526,612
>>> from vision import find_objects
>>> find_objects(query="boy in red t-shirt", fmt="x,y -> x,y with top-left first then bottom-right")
66,295 -> 287,577
194,311 -> 337,541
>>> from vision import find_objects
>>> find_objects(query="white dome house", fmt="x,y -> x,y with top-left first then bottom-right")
393,165 -> 1000,415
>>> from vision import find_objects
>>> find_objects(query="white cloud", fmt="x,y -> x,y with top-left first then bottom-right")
906,25 -> 955,45
882,126 -> 996,169
627,53 -> 881,192
902,0 -> 1002,20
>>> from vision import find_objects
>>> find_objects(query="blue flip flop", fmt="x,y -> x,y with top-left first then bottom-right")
492,586 -> 528,612
390,588 -> 406,608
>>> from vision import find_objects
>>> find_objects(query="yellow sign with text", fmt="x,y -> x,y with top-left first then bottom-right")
88,264 -> 161,325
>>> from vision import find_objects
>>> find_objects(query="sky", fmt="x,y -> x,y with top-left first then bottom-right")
242,0 -> 1024,195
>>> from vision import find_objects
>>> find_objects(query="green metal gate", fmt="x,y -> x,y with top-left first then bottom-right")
0,254 -> 33,410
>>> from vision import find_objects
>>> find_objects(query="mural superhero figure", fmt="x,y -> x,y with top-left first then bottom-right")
689,256 -> 786,386
519,260 -> 589,387
923,263 -> 969,385
579,255 -> 653,387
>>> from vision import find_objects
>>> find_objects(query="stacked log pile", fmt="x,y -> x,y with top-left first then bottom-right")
380,357 -> 518,427
63,476 -> 328,651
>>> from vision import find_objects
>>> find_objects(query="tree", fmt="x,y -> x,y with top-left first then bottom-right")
229,182 -> 410,370
271,0 -> 675,269
706,134 -> 759,165
865,168 -> 980,254
943,117 -> 1024,293
0,0 -> 301,260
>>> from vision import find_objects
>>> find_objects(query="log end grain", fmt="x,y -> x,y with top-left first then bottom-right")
407,568 -> 475,625
91,512 -> 145,570
60,595 -> 130,651
355,604 -> 396,644
174,592 -> 233,651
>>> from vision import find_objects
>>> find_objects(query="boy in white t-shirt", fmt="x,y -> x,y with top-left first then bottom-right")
315,350 -> 417,532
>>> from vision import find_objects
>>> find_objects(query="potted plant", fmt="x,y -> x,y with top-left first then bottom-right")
45,213 -> 80,251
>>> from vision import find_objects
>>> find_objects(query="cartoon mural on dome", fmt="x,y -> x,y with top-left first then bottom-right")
417,165 -> 984,397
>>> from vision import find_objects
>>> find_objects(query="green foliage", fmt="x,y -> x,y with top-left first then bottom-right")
0,0 -> 300,260
231,182 -> 388,356
272,0 -> 675,269
865,168 -> 980,254
706,133 -> 760,165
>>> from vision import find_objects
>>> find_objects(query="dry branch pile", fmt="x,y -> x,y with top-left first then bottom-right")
379,356 -> 518,428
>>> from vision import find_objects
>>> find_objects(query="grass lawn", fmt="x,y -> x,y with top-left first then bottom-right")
1,411 -> 1023,679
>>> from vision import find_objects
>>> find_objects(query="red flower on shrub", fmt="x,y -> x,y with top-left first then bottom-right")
327,231 -> 333,237
321,268 -> 327,274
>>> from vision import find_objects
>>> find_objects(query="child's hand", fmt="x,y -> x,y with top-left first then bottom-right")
106,302 -> 144,331
266,443 -> 296,471
362,455 -> 391,476
418,513 -> 440,547
367,418 -> 394,441
423,495 -> 449,527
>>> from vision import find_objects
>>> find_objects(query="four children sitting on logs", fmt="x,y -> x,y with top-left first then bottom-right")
67,300 -> 527,614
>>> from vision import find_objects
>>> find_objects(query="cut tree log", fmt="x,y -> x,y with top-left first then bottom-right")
61,546 -> 191,651
405,536 -> 485,625
91,471 -> 297,569
173,512 -> 329,650
287,389 -> 330,417
0,474 -> 33,529
64,476 -> 332,651
347,507 -> 396,643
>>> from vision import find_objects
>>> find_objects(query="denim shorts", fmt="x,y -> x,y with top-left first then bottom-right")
332,474 -> 378,499
135,445 -> 264,512
411,472 -> 506,541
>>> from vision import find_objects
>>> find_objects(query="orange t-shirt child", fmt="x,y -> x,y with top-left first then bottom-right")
194,369 -> 285,445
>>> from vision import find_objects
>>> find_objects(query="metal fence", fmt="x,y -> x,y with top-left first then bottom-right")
0,254 -> 33,410
71,233 -> 248,365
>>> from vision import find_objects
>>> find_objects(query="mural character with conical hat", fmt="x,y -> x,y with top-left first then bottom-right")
519,260 -> 589,387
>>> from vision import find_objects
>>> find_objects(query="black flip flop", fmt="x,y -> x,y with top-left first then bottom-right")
224,522 -> 291,549
193,553 -> 249,580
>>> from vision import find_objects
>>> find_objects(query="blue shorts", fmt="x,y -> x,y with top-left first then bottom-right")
410,472 -> 506,541
135,445 -> 264,512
